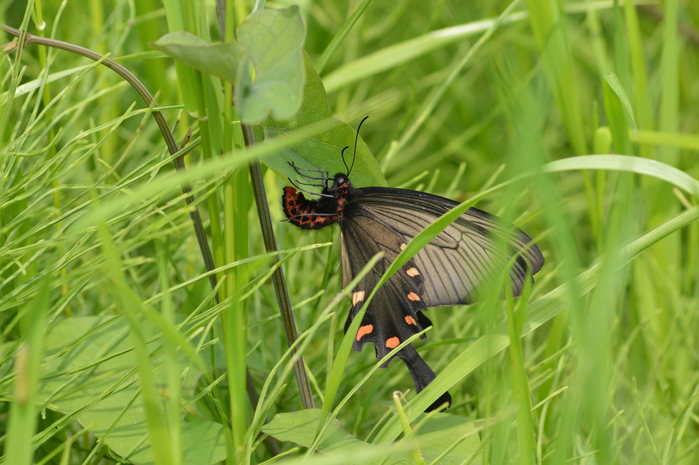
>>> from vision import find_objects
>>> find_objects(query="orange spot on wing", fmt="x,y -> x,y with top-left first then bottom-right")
356,324 -> 373,341
407,292 -> 421,301
385,337 -> 400,349
405,316 -> 416,325
406,267 -> 419,277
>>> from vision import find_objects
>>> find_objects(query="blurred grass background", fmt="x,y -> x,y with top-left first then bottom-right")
1,0 -> 698,463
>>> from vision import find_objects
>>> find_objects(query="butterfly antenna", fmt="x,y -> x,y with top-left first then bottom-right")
351,116 -> 369,175
340,146 -> 351,174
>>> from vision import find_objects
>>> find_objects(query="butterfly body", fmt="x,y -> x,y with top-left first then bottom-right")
283,170 -> 544,411
282,173 -> 351,229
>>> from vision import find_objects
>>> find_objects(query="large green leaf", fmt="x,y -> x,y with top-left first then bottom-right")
262,408 -> 481,464
38,316 -> 227,465
261,52 -> 386,189
236,6 -> 306,123
150,31 -> 245,83
151,6 -> 305,124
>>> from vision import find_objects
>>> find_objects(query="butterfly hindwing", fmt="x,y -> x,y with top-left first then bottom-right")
341,209 -> 453,411
340,213 -> 431,363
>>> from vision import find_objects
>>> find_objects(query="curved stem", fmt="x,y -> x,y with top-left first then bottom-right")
1,24 -> 218,288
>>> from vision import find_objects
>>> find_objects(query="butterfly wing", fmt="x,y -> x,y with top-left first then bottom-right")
348,187 -> 544,307
340,213 -> 431,361
339,187 -> 543,410
340,214 -> 452,411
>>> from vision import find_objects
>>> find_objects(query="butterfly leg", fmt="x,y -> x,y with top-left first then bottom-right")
288,162 -> 331,183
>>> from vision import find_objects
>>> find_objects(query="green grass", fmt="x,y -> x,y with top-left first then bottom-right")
2,1 -> 699,464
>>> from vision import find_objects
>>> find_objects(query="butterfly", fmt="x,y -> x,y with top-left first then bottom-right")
282,119 -> 544,411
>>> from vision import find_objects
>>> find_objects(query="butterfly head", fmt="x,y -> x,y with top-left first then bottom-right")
329,173 -> 350,191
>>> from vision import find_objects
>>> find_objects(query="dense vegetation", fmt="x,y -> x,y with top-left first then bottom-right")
1,1 -> 698,464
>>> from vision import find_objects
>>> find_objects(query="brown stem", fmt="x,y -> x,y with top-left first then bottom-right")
243,124 -> 315,410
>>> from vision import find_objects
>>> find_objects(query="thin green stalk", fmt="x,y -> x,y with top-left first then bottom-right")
0,2 -> 32,140
623,0 -> 653,158
226,164 -> 251,463
32,1 -> 69,310
97,226 -> 174,465
157,240 -> 182,465
505,284 -> 535,465
525,0 -> 588,155
382,0 -> 522,171
5,276 -> 49,465
220,0 -> 249,451
393,394 -> 425,465
316,0 -> 374,75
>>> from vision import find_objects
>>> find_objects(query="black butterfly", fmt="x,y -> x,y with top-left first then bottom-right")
282,121 -> 544,411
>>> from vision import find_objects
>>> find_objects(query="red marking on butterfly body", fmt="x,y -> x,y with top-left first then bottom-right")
282,175 -> 353,230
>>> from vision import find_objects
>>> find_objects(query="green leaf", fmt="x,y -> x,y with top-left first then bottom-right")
603,77 -> 632,155
261,52 -> 386,188
150,31 -> 245,83
411,414 -> 483,464
151,7 -> 305,124
603,72 -> 638,136
236,6 -> 306,123
38,317 -> 227,465
262,408 -> 367,455
262,408 -> 481,464
322,13 -> 526,93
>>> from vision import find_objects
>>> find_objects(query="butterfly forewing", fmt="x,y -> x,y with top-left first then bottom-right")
349,187 -> 544,306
